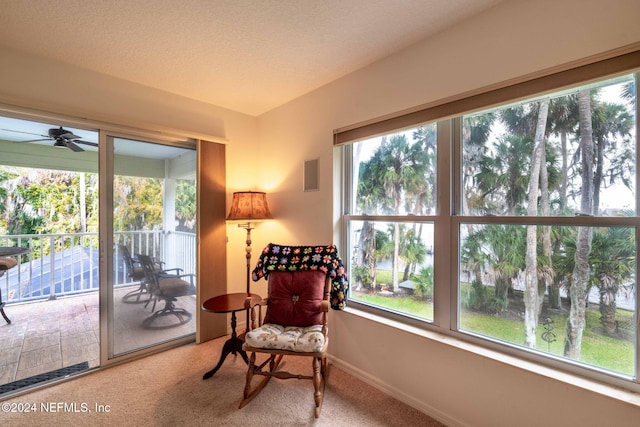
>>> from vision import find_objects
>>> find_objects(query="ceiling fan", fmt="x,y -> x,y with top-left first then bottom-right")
7,126 -> 98,152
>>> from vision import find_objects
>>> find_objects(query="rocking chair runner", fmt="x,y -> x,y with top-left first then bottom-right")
239,269 -> 331,418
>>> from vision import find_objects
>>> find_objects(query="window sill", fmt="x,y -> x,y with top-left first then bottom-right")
342,306 -> 640,408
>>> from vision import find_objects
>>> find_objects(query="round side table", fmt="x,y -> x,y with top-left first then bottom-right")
202,292 -> 262,379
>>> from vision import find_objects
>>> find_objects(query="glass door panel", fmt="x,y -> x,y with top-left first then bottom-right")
0,115 -> 99,393
110,136 -> 196,356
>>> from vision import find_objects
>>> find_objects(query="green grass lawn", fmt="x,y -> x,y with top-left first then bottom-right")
355,293 -> 434,319
354,281 -> 634,375
461,308 -> 634,375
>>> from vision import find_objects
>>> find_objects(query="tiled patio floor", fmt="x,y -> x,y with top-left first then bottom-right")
0,285 -> 196,387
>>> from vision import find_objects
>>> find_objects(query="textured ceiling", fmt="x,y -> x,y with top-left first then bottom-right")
0,0 -> 504,116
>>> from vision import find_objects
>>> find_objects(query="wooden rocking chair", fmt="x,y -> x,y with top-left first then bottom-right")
239,269 -> 331,418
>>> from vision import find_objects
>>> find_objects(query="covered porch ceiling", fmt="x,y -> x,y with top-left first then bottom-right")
0,115 -> 195,179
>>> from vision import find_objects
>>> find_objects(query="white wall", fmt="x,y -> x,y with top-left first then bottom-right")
2,0 -> 640,424
256,0 -> 640,425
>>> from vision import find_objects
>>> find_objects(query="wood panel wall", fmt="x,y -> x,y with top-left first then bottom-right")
196,140 -> 227,343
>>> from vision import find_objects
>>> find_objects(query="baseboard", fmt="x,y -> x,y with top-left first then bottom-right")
327,354 -> 465,427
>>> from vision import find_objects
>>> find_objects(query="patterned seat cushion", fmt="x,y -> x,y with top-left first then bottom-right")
0,257 -> 18,271
244,323 -> 326,353
157,277 -> 194,297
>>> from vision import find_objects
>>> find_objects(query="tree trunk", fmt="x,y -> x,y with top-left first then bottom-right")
403,263 -> 410,282
494,276 -> 510,311
564,226 -> 592,358
599,280 -> 618,336
559,131 -> 568,210
564,90 -> 595,359
360,221 -> 377,290
539,124 -> 552,316
547,129 -> 568,310
548,277 -> 562,310
593,135 -> 604,215
392,222 -> 400,292
524,99 -> 549,348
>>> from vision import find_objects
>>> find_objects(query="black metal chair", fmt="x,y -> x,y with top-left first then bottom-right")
119,245 -> 165,303
0,257 -> 17,324
137,254 -> 196,329
119,245 -> 149,303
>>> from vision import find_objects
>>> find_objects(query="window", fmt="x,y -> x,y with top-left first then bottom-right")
339,51 -> 640,390
346,124 -> 437,321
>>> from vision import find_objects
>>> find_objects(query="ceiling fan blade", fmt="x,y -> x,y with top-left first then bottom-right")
65,141 -> 85,152
0,129 -> 46,137
74,140 -> 99,148
18,138 -> 50,143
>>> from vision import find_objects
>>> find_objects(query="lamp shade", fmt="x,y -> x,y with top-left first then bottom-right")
226,191 -> 272,221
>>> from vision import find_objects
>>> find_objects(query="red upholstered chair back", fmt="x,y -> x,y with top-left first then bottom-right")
264,270 -> 329,327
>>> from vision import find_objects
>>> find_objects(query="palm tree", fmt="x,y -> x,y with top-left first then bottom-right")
0,168 -> 18,231
475,135 -> 533,215
564,89 -> 595,359
545,96 -> 579,308
356,133 -> 431,292
461,224 -> 526,312
356,138 -> 390,290
621,80 -> 636,109
547,96 -> 579,211
590,225 -> 635,336
590,100 -> 634,214
523,98 -> 549,348
399,226 -> 427,280
462,114 -> 496,216
412,266 -> 434,300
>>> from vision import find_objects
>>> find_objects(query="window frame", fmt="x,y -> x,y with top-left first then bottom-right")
338,46 -> 640,392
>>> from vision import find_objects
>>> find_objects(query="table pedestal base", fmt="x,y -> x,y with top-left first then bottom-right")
202,333 -> 248,379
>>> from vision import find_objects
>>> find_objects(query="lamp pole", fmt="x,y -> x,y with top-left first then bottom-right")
242,223 -> 254,295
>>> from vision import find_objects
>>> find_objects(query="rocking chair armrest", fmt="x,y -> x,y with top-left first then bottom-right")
245,297 -> 264,330
244,297 -> 267,309
320,300 -> 329,312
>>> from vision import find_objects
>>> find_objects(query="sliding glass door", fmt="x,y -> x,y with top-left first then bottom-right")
0,112 -> 197,396
106,135 -> 197,357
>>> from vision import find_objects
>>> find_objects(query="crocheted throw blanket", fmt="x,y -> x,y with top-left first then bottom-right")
252,243 -> 348,310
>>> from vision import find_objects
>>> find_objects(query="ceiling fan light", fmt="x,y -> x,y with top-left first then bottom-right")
53,139 -> 67,148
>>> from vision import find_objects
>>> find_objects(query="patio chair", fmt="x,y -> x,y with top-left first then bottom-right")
137,254 -> 196,329
119,245 -> 148,303
0,257 -> 18,324
119,245 -> 165,303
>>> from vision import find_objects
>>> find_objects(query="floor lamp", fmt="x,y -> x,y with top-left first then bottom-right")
226,191 -> 273,296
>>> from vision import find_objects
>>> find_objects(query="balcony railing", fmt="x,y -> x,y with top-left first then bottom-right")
0,230 -> 196,304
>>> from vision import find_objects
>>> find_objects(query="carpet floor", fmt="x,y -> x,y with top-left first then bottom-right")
1,335 -> 446,426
